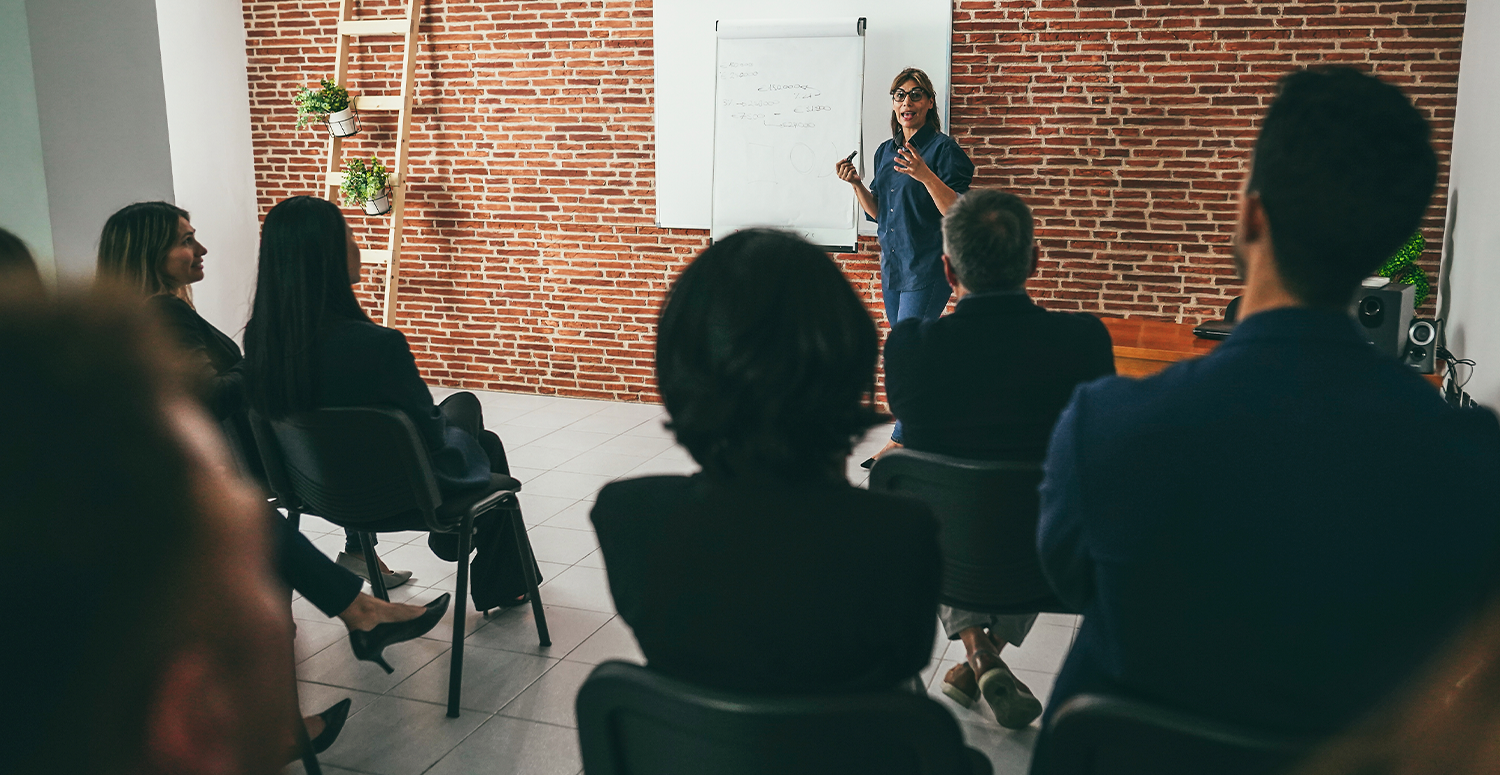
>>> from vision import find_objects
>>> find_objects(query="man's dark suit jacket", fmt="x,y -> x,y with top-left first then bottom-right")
885,292 -> 1116,461
1038,308 -> 1500,743
316,317 -> 491,495
591,474 -> 940,694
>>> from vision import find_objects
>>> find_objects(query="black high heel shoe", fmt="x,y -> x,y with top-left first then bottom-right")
309,698 -> 352,754
348,593 -> 451,674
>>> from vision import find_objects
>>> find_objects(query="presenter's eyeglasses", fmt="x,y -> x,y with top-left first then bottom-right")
891,88 -> 930,103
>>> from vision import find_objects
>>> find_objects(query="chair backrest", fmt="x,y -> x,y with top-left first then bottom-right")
869,449 -> 1057,611
1034,694 -> 1312,775
250,406 -> 443,528
576,661 -> 981,775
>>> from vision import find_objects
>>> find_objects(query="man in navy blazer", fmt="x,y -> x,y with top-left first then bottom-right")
1034,67 -> 1500,769
885,188 -> 1115,729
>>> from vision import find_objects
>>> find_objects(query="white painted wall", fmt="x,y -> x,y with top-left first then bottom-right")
25,0 -> 176,282
0,0 -> 56,285
155,0 -> 261,342
1440,4 -> 1500,407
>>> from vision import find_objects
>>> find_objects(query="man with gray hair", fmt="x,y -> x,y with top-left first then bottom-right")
884,188 -> 1115,728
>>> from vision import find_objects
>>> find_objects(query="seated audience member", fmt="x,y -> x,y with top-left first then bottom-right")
591,229 -> 941,694
884,188 -> 1115,728
243,195 -> 539,613
0,227 -> 44,288
1035,65 -> 1500,767
1,288 -> 294,775
97,201 -> 444,692
97,201 -> 415,589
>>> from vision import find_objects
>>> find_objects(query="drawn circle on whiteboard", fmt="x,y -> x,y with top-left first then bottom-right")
790,143 -> 816,175
816,141 -> 842,178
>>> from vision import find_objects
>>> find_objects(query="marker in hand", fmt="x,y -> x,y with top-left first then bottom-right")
844,151 -> 858,163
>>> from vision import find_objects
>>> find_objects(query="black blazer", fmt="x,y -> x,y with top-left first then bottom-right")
315,317 -> 491,495
1038,308 -> 1500,742
884,292 -> 1115,461
592,474 -> 941,694
149,294 -> 245,420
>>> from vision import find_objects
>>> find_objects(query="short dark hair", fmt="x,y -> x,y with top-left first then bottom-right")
0,288 -> 203,771
656,229 -> 883,479
1249,67 -> 1437,308
0,227 -> 42,287
97,201 -> 192,298
942,189 -> 1035,292
244,196 -> 370,418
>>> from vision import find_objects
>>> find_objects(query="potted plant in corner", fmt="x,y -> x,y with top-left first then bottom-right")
293,77 -> 359,137
341,156 -> 392,216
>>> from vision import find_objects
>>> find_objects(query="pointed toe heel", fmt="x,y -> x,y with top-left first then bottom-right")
348,593 -> 451,673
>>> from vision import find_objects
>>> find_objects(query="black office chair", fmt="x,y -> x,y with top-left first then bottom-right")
1032,694 -> 1312,775
250,406 -> 550,717
869,449 -> 1071,615
576,661 -> 992,775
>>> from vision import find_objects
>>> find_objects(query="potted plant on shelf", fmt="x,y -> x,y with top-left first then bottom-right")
292,77 -> 358,137
341,156 -> 392,216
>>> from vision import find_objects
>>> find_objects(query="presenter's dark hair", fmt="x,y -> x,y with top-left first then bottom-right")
943,189 -> 1035,293
97,201 -> 192,298
1249,66 -> 1437,309
244,195 -> 371,418
889,67 -> 940,137
656,229 -> 883,479
0,288 -> 201,772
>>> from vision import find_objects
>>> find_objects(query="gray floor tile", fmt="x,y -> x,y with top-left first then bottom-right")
295,681 -> 382,718
467,603 -> 611,657
961,720 -> 1039,774
621,453 -> 698,479
575,547 -> 606,569
553,449 -> 648,477
509,444 -> 583,471
1005,624 -> 1074,674
528,429 -> 615,452
372,542 -> 462,591
391,643 -> 556,712
418,600 -> 497,644
294,619 -> 349,665
297,633 -> 450,693
509,409 -> 601,430
538,565 -> 615,613
541,500 -> 595,531
563,412 -> 653,435
590,433 -> 677,458
564,616 -> 645,665
317,694 -> 487,775
587,400 -> 664,421
523,470 -> 614,500
425,714 -> 582,775
621,417 -> 676,440
490,424 -> 553,448
297,514 -> 343,535
498,659 -> 595,727
518,493 -> 579,523
526,525 -> 600,565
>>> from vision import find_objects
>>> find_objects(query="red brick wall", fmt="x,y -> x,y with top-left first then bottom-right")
242,0 -> 1464,402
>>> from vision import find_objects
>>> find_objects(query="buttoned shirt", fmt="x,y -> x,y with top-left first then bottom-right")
868,122 -> 975,292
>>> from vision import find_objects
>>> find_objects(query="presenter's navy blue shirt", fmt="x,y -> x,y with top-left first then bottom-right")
868,122 -> 975,292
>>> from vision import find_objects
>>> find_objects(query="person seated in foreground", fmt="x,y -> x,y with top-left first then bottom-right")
1,288 -> 294,775
0,227 -> 44,289
883,188 -> 1115,728
1034,65 -> 1500,769
591,229 -> 941,694
97,200 -> 415,589
243,195 -> 539,613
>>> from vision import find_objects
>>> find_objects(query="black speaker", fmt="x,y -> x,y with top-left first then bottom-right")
1403,317 -> 1442,374
1351,280 -> 1415,359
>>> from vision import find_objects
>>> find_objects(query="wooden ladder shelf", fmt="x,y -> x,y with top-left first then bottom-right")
322,0 -> 422,327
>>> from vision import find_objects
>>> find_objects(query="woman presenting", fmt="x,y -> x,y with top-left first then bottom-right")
836,67 -> 974,465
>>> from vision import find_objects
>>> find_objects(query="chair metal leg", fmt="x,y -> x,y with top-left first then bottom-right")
294,707 -> 323,775
448,514 -> 474,718
509,501 -> 550,647
359,531 -> 388,602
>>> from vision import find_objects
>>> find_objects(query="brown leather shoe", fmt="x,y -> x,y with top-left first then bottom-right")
974,656 -> 1043,729
941,662 -> 979,708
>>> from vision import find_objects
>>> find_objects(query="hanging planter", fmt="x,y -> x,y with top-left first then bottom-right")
293,78 -> 358,137
341,156 -> 392,216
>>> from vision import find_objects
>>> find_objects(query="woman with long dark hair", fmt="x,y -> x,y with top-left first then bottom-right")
590,229 -> 941,694
243,195 -> 538,612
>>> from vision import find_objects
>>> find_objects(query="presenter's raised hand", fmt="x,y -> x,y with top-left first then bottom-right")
894,142 -> 936,185
835,158 -> 862,184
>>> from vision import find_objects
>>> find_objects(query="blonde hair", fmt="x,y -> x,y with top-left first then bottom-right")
97,201 -> 193,303
889,67 -> 940,137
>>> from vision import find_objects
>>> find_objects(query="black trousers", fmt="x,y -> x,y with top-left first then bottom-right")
270,507 -> 363,617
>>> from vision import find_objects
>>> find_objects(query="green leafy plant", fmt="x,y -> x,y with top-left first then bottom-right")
292,78 -> 352,129
1378,231 -> 1430,308
340,156 -> 390,207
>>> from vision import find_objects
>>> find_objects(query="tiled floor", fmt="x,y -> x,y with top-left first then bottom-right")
285,389 -> 1082,775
